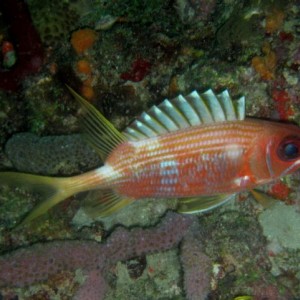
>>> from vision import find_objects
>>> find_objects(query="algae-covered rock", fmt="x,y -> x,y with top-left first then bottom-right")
259,202 -> 300,250
27,0 -> 78,47
5,133 -> 101,175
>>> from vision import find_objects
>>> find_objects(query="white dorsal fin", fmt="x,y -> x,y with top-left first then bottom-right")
184,90 -> 213,123
236,96 -> 245,120
148,106 -> 177,132
123,89 -> 246,141
217,90 -> 236,120
172,94 -> 200,126
159,99 -> 190,128
201,89 -> 226,122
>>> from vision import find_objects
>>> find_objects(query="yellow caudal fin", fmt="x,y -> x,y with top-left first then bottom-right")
0,172 -> 81,226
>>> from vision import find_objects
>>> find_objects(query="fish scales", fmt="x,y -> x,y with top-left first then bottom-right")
104,119 -> 263,198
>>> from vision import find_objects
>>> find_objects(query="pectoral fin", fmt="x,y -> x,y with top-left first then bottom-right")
82,189 -> 134,218
177,193 -> 235,214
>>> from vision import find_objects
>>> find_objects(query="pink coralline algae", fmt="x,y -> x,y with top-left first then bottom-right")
0,212 -> 211,299
0,0 -> 43,91
181,224 -> 211,300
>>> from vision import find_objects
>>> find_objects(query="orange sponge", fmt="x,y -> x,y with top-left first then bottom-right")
265,9 -> 285,34
76,59 -> 92,75
81,84 -> 95,100
251,43 -> 277,80
71,29 -> 97,54
80,78 -> 95,101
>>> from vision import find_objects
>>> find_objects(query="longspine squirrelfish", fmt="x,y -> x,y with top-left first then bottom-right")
1,87 -> 300,225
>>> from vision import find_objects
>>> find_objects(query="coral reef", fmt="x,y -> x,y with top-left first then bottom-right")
83,0 -> 178,30
71,30 -> 99,101
120,58 -> 151,82
5,133 -> 100,175
259,202 -> 300,296
0,212 -> 195,299
1,0 -> 300,298
265,7 -> 285,34
271,89 -> 294,120
22,77 -> 78,134
259,202 -> 300,250
181,223 -> 211,300
0,0 -> 43,91
70,28 -> 98,55
76,59 -> 93,76
215,1 -> 263,60
268,181 -> 291,202
175,0 -> 216,24
251,42 -> 277,80
27,0 -> 78,47
1,41 -> 17,68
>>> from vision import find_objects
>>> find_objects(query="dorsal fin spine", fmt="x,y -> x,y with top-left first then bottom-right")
217,90 -> 236,120
202,89 -> 226,122
186,91 -> 213,123
237,96 -> 245,120
147,107 -> 170,133
151,106 -> 178,131
67,85 -> 126,160
160,99 -> 189,128
124,88 -> 246,141
174,95 -> 199,126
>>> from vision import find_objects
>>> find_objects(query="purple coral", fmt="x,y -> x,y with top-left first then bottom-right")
74,270 -> 108,300
0,212 -> 209,299
0,241 -> 99,288
181,223 -> 212,300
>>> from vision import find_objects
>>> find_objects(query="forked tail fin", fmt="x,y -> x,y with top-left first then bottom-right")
0,172 -> 83,226
0,87 -> 131,226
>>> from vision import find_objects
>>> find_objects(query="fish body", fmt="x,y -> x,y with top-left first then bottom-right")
76,118 -> 300,200
105,119 -> 299,198
2,88 -> 300,224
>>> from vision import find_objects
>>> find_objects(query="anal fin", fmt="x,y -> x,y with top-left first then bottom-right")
177,194 -> 235,214
82,189 -> 134,218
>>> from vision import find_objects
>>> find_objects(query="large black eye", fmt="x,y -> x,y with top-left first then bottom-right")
277,136 -> 300,161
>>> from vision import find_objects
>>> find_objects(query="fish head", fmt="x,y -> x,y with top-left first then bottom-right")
258,121 -> 300,180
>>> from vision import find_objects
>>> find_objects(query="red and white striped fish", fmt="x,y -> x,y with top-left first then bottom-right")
2,87 -> 300,224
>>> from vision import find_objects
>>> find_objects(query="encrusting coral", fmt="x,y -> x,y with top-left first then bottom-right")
0,212 -> 212,299
5,133 -> 101,175
181,221 -> 212,299
27,0 -> 78,47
